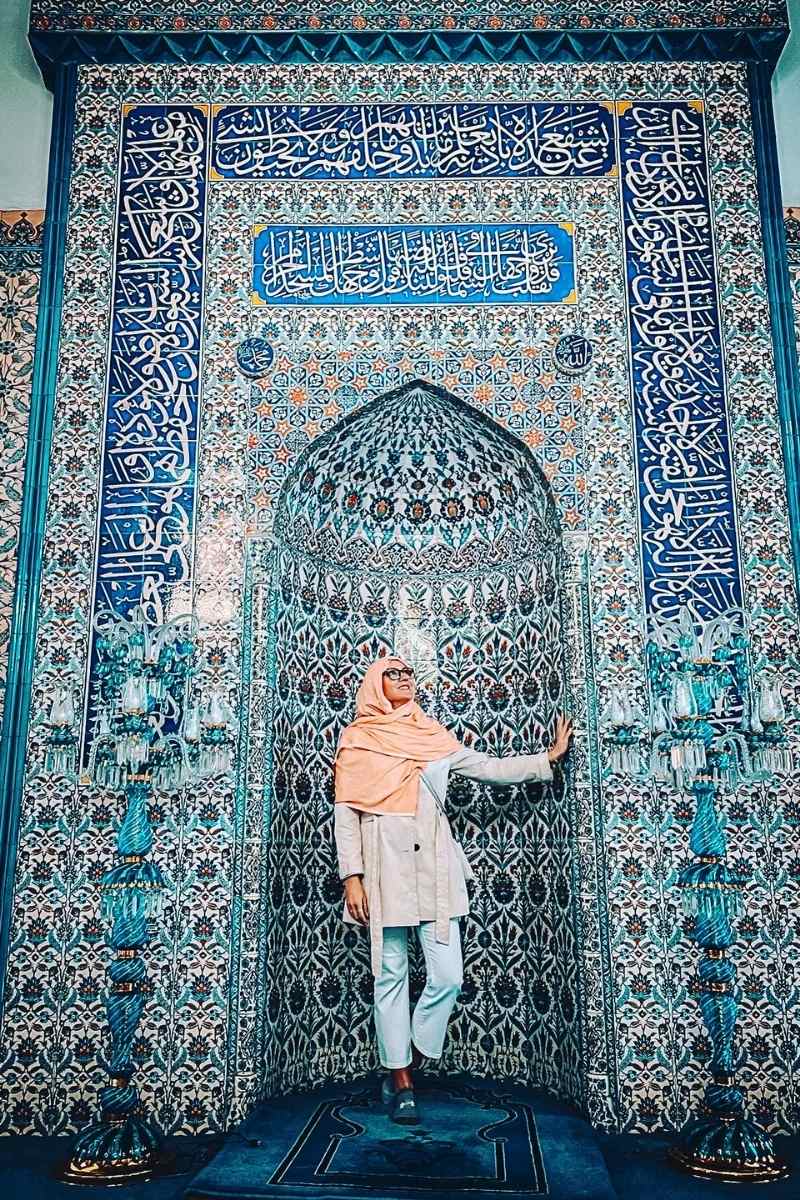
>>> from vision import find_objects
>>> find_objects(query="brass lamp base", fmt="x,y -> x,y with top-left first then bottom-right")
668,1145 -> 791,1184
57,1148 -> 176,1187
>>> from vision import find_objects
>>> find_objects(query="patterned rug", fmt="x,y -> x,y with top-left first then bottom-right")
184,1076 -> 618,1200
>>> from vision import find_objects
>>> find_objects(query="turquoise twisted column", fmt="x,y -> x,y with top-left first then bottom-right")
61,777 -> 167,1183
669,773 -> 788,1181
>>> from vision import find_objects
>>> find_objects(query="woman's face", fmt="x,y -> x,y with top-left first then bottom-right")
381,666 -> 416,707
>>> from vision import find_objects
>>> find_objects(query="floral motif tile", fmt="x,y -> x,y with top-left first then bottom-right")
28,0 -> 789,33
0,211 -> 44,735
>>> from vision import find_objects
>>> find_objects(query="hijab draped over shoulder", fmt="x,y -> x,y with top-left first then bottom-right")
334,656 -> 460,815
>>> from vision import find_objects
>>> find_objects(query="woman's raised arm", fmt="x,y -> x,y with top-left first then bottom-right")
448,715 -> 573,786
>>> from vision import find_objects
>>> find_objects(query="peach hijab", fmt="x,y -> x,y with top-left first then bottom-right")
334,656 -> 460,815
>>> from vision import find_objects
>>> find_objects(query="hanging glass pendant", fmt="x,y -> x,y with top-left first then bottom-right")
602,686 -> 642,776
45,689 -> 78,778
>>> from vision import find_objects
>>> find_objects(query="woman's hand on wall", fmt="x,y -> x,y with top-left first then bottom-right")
344,875 -> 370,925
547,714 -> 574,764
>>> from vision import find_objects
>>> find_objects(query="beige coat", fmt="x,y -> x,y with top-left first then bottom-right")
334,744 -> 553,975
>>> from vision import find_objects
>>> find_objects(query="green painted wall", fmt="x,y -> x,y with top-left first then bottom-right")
0,1 -> 52,210
774,0 -> 800,206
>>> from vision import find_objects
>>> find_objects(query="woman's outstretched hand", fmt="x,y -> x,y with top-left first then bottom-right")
547,714 -> 574,765
344,875 -> 369,925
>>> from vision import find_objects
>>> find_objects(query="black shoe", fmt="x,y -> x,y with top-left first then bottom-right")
390,1087 -> 420,1125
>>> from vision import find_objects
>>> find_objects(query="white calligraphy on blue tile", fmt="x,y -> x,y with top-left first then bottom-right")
254,223 -> 573,305
214,103 -> 615,180
620,101 -> 741,620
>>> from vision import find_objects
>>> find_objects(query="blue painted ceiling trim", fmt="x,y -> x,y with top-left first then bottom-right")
29,26 -> 788,89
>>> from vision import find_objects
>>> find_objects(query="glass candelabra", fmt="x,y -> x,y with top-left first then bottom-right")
44,604 -> 235,1185
604,604 -> 791,1183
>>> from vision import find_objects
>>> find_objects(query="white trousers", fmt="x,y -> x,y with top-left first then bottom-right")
374,918 -> 463,1069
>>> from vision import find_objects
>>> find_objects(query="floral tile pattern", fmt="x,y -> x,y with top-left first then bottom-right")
0,211 -> 44,735
28,0 -> 789,34
0,63 -> 798,1149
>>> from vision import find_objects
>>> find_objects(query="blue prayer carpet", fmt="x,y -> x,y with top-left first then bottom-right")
184,1076 -> 618,1200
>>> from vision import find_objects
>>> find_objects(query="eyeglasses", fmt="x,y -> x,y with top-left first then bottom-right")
383,668 -> 415,682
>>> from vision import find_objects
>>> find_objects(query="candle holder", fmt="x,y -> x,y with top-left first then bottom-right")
603,604 -> 790,1183
43,605 -> 235,1184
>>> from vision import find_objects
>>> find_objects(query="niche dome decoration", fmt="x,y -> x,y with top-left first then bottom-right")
275,379 -> 559,576
262,378 -> 573,1101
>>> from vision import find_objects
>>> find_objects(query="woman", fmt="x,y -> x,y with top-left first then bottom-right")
333,655 -> 573,1125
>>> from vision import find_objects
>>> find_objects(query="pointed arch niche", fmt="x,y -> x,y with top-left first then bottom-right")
230,380 -> 612,1124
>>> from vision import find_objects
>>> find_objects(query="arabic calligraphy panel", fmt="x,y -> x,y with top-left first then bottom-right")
84,103 -> 210,756
212,103 -> 616,180
619,99 -> 742,622
251,222 -> 576,306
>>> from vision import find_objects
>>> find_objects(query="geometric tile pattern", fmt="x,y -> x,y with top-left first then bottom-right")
0,62 -> 798,1150
248,339 -> 587,533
